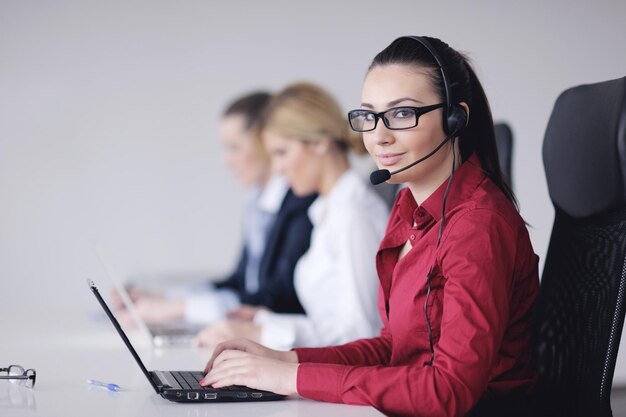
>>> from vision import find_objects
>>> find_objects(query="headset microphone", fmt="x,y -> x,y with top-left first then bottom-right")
369,169 -> 392,186
369,135 -> 453,185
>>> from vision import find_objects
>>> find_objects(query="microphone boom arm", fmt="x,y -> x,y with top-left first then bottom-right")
369,135 -> 452,185
389,136 -> 451,176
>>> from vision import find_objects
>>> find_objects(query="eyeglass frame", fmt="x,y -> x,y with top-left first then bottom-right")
348,103 -> 445,132
0,365 -> 36,388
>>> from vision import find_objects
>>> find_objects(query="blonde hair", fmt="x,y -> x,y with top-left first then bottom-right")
258,82 -> 366,155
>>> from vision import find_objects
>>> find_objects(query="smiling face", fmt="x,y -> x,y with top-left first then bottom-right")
361,64 -> 456,192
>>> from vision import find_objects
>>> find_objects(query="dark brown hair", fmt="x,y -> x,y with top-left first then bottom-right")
223,91 -> 272,131
370,36 -> 516,207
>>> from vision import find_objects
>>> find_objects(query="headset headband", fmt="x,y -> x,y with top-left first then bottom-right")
398,36 -> 466,137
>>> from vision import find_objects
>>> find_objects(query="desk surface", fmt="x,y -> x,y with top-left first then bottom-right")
0,305 -> 383,417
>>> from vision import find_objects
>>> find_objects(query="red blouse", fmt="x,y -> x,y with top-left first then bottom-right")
294,154 -> 540,417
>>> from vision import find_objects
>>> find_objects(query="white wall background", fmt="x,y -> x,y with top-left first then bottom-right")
1,0 -> 626,379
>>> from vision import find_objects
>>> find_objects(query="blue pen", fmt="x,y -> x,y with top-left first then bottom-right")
87,379 -> 121,392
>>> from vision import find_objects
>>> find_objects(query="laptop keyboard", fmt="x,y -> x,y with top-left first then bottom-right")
171,371 -> 248,392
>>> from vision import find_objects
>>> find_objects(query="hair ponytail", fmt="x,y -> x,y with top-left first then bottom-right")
461,61 -> 517,207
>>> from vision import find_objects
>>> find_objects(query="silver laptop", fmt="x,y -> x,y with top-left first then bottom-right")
94,245 -> 203,347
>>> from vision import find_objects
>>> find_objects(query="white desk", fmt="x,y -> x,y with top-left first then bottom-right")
0,305 -> 383,417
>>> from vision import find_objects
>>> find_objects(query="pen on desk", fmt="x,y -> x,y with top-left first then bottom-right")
87,379 -> 121,392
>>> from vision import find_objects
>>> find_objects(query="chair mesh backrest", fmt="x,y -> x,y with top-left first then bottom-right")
534,76 -> 626,417
535,207 -> 626,416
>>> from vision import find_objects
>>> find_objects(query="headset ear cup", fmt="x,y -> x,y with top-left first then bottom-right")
446,105 -> 468,137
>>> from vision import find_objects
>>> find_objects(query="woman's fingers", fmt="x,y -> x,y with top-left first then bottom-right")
204,342 -> 227,373
201,355 -> 251,387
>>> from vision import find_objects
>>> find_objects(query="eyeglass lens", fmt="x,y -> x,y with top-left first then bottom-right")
6,366 -> 36,388
383,108 -> 418,130
349,107 -> 418,132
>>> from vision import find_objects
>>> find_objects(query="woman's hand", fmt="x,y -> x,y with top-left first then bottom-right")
200,348 -> 299,396
195,320 -> 262,347
110,286 -> 151,309
227,305 -> 269,321
129,297 -> 185,325
112,288 -> 185,326
203,338 -> 298,373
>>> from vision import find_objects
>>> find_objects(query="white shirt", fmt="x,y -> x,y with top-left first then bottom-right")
183,176 -> 289,324
254,169 -> 389,349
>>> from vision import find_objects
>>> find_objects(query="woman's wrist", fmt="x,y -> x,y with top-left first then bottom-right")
172,299 -> 186,320
281,349 -> 299,363
289,363 -> 300,396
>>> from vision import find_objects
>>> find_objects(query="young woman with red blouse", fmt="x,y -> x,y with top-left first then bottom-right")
199,35 -> 540,417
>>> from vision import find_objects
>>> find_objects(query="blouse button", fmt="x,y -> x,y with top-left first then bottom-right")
410,234 -> 416,240
417,208 -> 425,217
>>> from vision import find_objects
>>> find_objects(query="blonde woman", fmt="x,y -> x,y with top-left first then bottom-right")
114,92 -> 316,327
196,82 -> 389,349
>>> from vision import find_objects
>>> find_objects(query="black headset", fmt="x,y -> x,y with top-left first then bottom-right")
399,36 -> 468,366
402,36 -> 468,138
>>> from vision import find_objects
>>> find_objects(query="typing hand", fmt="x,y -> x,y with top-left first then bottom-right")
133,297 -> 185,325
115,295 -> 185,326
226,305 -> 269,321
200,349 -> 299,396
195,321 -> 261,348
110,286 -> 139,310
203,338 -> 298,373
110,286 -> 159,310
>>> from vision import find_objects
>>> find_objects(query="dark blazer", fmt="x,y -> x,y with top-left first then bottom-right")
215,190 -> 316,314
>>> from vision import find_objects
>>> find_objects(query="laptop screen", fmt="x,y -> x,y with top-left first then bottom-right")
88,279 -> 160,393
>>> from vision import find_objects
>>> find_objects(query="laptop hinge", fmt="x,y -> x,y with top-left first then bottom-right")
152,371 -> 180,389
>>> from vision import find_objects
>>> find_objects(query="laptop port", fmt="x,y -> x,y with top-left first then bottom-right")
236,393 -> 248,398
204,393 -> 218,400
251,393 -> 262,398
187,392 -> 199,400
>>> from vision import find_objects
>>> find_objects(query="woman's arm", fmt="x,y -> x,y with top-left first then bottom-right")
254,201 -> 386,350
293,306 -> 392,366
201,212 -> 523,416
295,210 -> 532,417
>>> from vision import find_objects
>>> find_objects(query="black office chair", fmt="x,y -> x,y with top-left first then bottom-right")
494,122 -> 513,186
531,76 -> 626,417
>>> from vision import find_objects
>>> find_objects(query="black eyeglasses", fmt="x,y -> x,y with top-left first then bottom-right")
0,365 -> 36,389
348,103 -> 445,132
